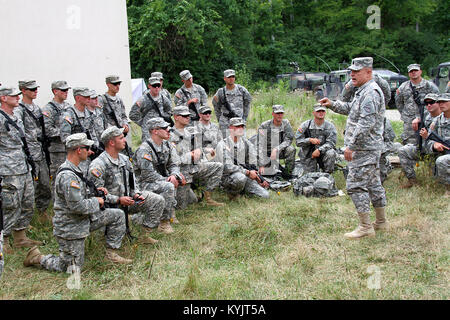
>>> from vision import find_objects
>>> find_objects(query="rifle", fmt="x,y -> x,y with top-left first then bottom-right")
233,141 -> 267,186
122,167 -> 136,241
146,93 -> 174,127
0,178 -> 4,279
101,95 -> 133,162
261,125 -> 293,179
0,109 -> 37,180
427,132 -> 450,155
221,87 -> 238,119
180,88 -> 200,122
410,82 -> 426,155
303,120 -> 325,171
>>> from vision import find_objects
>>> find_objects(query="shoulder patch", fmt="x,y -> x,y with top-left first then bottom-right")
70,180 -> 81,189
65,116 -> 73,124
91,168 -> 102,178
297,127 -> 303,133
143,153 -> 152,161
175,93 -> 181,99
43,111 -> 50,118
259,129 -> 266,136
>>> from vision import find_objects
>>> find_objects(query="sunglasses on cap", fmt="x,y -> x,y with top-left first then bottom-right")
151,83 -> 161,88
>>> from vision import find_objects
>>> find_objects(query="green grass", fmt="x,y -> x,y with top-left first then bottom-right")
0,90 -> 448,300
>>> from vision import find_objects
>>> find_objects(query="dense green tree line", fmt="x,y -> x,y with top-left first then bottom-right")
127,0 -> 449,93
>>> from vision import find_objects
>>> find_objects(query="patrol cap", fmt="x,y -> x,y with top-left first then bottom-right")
148,77 -> 160,86
73,87 -> 91,97
105,75 -> 121,84
229,117 -> 246,127
147,117 -> 170,130
18,80 -> 39,90
348,57 -> 373,71
151,72 -> 164,80
224,69 -> 236,78
423,93 -> 438,102
314,103 -> 327,112
199,105 -> 212,114
66,133 -> 94,149
173,105 -> 191,116
436,93 -> 450,102
0,86 -> 22,97
407,64 -> 421,72
272,105 -> 285,113
51,80 -> 71,90
100,126 -> 125,144
314,176 -> 332,190
90,90 -> 98,99
179,70 -> 193,81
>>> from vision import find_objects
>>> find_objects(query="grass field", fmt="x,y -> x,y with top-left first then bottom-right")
0,89 -> 448,300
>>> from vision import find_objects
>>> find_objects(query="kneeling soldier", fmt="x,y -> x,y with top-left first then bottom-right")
24,133 -> 131,271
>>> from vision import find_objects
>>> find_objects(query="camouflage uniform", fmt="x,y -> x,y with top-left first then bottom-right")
329,78 -> 386,213
174,84 -> 208,125
14,101 -> 51,210
98,93 -> 129,130
395,79 -> 439,145
161,88 -> 172,103
295,119 -> 337,174
215,136 -> 270,198
0,111 -> 35,236
212,85 -> 252,137
87,106 -> 107,143
194,120 -> 223,160
425,112 -> 450,185
88,151 -> 165,229
257,118 -> 296,173
40,160 -> 125,272
129,92 -> 172,141
133,137 -> 181,221
170,127 -> 224,209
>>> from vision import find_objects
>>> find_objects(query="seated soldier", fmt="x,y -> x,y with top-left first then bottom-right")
23,133 -> 131,272
215,117 -> 270,199
256,104 -> 295,177
295,104 -> 337,174
194,105 -> 223,161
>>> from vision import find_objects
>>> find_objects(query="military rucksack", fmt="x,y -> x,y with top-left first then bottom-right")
293,172 -> 338,198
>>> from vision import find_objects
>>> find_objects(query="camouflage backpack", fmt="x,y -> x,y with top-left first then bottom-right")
293,172 -> 339,197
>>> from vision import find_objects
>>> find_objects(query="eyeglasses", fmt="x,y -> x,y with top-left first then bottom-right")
425,101 -> 435,105
201,111 -> 212,115
151,84 -> 161,88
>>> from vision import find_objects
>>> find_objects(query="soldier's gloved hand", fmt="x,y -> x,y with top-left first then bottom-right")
119,196 -> 135,206
96,197 -> 105,208
412,118 -> 421,131
312,149 -> 321,158
98,187 -> 108,196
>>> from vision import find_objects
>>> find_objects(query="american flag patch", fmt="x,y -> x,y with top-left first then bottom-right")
65,116 -> 73,124
91,169 -> 101,178
70,180 -> 80,189
43,111 -> 50,118
143,154 -> 152,161
297,127 -> 303,133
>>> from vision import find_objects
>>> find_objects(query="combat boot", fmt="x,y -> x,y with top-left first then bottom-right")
13,229 -> 42,248
400,177 -> 417,189
105,249 -> 133,264
373,207 -> 389,231
158,220 -> 174,234
140,227 -> 159,244
23,246 -> 43,267
3,236 -> 13,254
204,191 -> 225,207
344,212 -> 376,240
37,209 -> 52,224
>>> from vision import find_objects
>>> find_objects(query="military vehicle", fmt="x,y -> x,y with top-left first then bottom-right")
430,61 -> 450,93
314,69 -> 408,109
276,62 -> 328,92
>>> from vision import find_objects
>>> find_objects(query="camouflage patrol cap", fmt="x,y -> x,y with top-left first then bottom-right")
348,57 -> 373,71
179,70 -> 193,81
148,77 -> 160,86
423,93 -> 439,102
72,87 -> 91,97
18,80 -> 39,90
90,90 -> 98,99
436,93 -> 450,102
147,117 -> 170,130
314,176 -> 332,191
151,72 -> 164,80
105,75 -> 121,84
173,105 -> 191,116
407,64 -> 421,72
100,126 -> 125,144
224,69 -> 236,78
229,117 -> 246,127
65,133 -> 94,149
314,103 -> 327,112
51,80 -> 71,90
0,86 -> 22,97
272,105 -> 285,113
199,105 -> 212,114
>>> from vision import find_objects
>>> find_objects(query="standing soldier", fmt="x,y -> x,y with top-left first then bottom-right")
395,64 -> 439,145
215,118 -> 270,200
213,69 -> 252,137
129,77 -> 173,141
23,133 -> 131,272
42,81 -> 72,194
87,90 -> 107,144
257,105 -> 295,176
88,127 -> 166,244
98,75 -> 130,135
170,106 -> 224,210
151,72 -> 172,103
194,105 -> 223,161
15,80 -> 52,216
320,57 -> 387,239
174,70 -> 208,125
0,86 -> 42,252
133,118 -> 185,232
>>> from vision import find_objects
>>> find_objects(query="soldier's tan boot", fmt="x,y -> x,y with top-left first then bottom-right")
204,191 -> 225,207
3,236 -> 13,254
105,248 -> 133,264
400,177 -> 418,189
140,227 -> 159,244
373,207 -> 389,231
13,229 -> 42,248
158,220 -> 174,234
23,246 -> 43,267
344,212 -> 376,240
